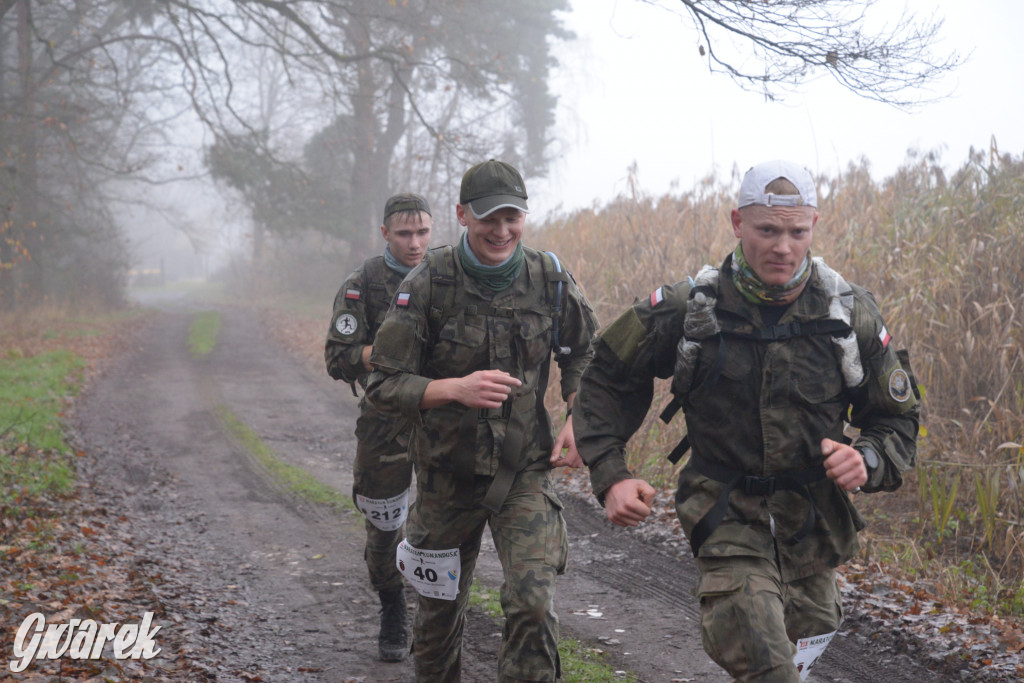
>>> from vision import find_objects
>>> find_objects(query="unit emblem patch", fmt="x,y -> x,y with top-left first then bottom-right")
335,313 -> 358,336
888,368 -> 911,402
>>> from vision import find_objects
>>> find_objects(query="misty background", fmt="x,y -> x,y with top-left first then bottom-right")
0,0 -> 1005,310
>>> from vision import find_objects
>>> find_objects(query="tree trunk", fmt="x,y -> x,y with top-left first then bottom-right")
12,0 -> 42,308
347,15 -> 378,258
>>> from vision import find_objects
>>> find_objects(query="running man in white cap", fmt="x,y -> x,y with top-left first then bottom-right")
575,160 -> 920,681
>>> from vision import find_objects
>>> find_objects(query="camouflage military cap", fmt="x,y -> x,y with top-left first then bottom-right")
384,193 -> 431,221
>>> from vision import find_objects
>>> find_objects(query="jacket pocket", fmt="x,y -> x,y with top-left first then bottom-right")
791,341 -> 844,405
542,487 -> 569,574
514,313 -> 553,369
428,313 -> 487,375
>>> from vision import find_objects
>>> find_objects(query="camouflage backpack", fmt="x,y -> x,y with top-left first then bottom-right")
659,258 -> 871,465
424,245 -> 572,357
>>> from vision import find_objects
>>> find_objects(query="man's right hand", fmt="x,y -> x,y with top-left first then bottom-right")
455,370 -> 522,408
421,370 -> 522,410
604,478 -> 656,527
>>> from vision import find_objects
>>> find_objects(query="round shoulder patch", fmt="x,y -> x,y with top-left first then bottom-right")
888,368 -> 911,402
335,313 -> 358,336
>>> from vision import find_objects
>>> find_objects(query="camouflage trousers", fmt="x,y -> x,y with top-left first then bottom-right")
405,467 -> 568,683
695,555 -> 843,682
352,412 -> 413,594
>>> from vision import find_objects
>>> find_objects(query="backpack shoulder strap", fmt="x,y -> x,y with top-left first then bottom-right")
427,245 -> 458,340
363,254 -> 386,286
361,255 -> 388,317
542,250 -> 572,356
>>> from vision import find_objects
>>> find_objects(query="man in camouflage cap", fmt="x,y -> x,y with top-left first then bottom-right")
366,159 -> 598,681
575,160 -> 920,681
325,193 -> 432,661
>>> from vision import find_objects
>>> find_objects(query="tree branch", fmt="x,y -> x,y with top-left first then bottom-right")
673,0 -> 963,108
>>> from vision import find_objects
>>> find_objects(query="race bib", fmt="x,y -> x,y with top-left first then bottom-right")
356,489 -> 410,532
793,629 -> 837,680
396,540 -> 460,601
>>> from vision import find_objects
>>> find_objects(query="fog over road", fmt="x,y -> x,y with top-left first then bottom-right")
69,297 -> 946,682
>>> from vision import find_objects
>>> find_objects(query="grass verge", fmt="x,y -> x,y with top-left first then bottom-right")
469,580 -> 637,682
0,349 -> 85,508
188,310 -> 222,358
212,403 -> 355,512
0,304 -> 206,681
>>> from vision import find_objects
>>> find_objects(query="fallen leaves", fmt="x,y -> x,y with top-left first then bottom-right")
0,477 -> 206,681
840,562 -> 1024,680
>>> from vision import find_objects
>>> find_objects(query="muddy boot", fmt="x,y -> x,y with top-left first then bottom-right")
377,588 -> 409,662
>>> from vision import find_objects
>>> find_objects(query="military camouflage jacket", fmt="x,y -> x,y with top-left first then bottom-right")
576,256 -> 919,581
325,255 -> 411,451
365,246 -> 598,477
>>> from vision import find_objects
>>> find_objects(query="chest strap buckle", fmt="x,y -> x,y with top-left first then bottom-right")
742,475 -> 776,497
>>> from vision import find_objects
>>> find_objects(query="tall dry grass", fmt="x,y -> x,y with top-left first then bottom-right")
534,144 -> 1024,614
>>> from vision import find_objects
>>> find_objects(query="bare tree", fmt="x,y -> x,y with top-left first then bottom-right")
201,0 -> 573,254
0,0 -> 187,307
660,0 -> 962,107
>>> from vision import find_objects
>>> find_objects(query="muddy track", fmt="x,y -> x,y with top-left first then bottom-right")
67,296 -> 952,682
557,494 -> 945,682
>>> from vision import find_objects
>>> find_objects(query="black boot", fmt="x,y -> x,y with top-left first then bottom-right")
377,588 -> 409,662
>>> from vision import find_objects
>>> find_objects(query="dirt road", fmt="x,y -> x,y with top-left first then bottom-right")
67,295 -> 950,682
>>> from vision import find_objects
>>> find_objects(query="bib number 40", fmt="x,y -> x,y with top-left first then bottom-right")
396,540 -> 460,601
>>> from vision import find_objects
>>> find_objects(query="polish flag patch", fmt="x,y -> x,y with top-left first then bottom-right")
650,287 -> 664,307
878,326 -> 891,348
345,288 -> 360,300
396,292 -> 411,307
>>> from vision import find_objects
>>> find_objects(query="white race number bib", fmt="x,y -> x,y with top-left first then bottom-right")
356,489 -> 410,532
396,540 -> 460,600
793,629 -> 837,680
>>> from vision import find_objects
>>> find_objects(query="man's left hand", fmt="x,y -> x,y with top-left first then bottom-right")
822,438 -> 868,491
550,418 -> 583,468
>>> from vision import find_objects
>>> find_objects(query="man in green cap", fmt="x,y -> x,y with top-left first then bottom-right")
366,160 -> 598,682
325,192 -> 432,662
575,160 -> 920,681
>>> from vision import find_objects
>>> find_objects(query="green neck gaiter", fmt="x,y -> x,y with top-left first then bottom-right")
457,233 -> 525,292
383,245 -> 412,275
730,243 -> 812,305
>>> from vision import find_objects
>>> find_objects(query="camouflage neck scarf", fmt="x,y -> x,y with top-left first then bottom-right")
730,243 -> 811,305
383,245 -> 412,275
457,232 -> 524,292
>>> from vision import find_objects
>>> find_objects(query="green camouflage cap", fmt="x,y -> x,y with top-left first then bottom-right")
459,159 -> 529,219
383,193 -> 431,221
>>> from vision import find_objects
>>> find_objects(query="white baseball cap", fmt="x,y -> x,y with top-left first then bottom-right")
738,160 -> 817,208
